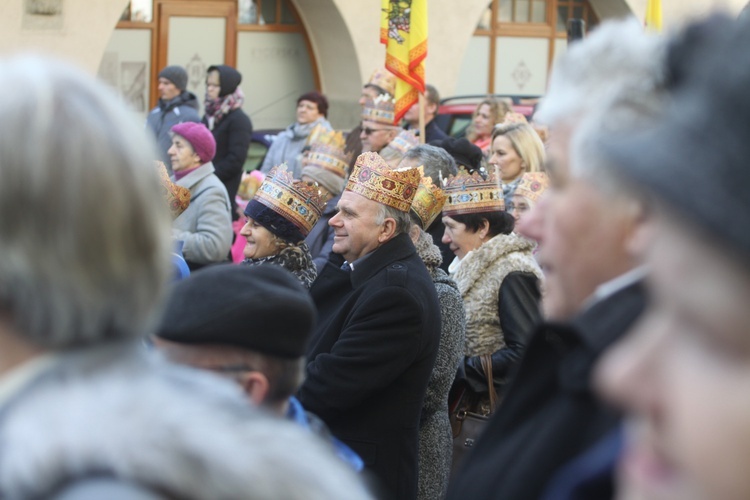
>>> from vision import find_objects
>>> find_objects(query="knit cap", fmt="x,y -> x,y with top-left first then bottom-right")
159,66 -> 188,91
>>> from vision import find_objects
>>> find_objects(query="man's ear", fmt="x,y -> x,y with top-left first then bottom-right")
236,371 -> 269,406
379,217 -> 398,243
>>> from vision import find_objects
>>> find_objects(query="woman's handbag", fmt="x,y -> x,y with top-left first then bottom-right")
449,354 -> 499,479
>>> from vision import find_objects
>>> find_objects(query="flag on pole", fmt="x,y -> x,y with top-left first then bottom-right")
380,0 -> 427,124
645,0 -> 662,31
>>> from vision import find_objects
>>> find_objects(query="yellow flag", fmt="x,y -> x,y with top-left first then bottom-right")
381,0 -> 427,124
645,0 -> 662,32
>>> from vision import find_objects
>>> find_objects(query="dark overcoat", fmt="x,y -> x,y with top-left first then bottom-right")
299,232 -> 441,500
446,280 -> 646,500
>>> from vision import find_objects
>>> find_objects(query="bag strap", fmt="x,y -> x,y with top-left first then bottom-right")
480,354 -> 499,413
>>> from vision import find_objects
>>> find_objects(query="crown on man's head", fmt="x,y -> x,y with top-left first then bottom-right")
387,129 -> 419,156
366,68 -> 396,97
253,164 -> 326,237
442,167 -> 504,217
362,94 -> 396,126
346,152 -> 420,212
410,167 -> 447,229
303,124 -> 349,178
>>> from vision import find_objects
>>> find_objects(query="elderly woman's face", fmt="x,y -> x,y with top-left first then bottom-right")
596,213 -> 750,500
239,217 -> 279,259
441,216 -> 487,260
296,99 -> 322,125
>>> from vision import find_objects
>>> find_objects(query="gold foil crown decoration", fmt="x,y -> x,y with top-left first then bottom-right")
514,172 -> 549,203
442,167 -> 505,217
362,94 -> 396,126
411,167 -> 447,229
303,124 -> 349,178
157,161 -> 191,219
346,152 -> 420,212
388,129 -> 419,156
366,68 -> 397,97
254,164 -> 326,236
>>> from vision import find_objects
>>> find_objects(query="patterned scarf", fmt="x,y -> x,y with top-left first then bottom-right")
204,87 -> 245,130
241,242 -> 317,289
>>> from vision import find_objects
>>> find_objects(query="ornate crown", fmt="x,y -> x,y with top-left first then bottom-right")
253,164 -> 325,237
514,172 -> 549,203
411,167 -> 447,229
346,152 -> 420,212
366,68 -> 396,97
387,129 -> 419,156
303,124 -> 349,178
362,94 -> 396,126
442,167 -> 504,217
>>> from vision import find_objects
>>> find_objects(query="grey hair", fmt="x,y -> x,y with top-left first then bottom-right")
375,203 -> 413,236
401,144 -> 457,185
535,18 -> 668,128
0,56 -> 172,348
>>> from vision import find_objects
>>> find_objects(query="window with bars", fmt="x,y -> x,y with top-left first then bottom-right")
475,0 -> 597,34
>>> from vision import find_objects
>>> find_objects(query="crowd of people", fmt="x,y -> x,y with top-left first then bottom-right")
0,10 -> 749,500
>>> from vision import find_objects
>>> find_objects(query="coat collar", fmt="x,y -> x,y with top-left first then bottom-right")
350,232 -> 416,289
174,162 -> 215,189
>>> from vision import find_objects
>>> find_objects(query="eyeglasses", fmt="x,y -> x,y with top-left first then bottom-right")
362,126 -> 390,136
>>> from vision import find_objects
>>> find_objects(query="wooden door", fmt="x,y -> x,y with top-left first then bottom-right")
152,0 -> 237,109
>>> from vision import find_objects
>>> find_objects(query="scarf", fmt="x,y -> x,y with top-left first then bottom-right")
241,242 -> 317,289
204,87 -> 245,130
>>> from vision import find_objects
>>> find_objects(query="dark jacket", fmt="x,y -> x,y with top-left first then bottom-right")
446,279 -> 646,500
304,194 -> 339,274
146,91 -> 201,169
426,217 -> 453,273
202,65 -> 253,221
299,233 -> 441,500
405,118 -> 449,144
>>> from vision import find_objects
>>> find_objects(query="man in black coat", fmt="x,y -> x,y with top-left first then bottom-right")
446,20 -> 666,500
299,152 -> 441,500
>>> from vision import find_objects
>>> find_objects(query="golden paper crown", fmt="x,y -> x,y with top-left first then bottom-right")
514,172 -> 549,203
366,68 -> 396,97
362,94 -> 396,126
388,129 -> 419,156
157,161 -> 191,219
442,168 -> 505,217
411,167 -> 447,229
253,164 -> 325,236
346,152 -> 420,212
303,124 -> 349,178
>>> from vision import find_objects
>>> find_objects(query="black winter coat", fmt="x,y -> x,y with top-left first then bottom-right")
299,233 -> 441,500
446,280 -> 646,500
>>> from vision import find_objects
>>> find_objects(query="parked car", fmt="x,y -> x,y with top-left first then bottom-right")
434,94 -> 541,138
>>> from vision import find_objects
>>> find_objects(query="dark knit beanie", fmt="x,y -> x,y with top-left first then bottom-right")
159,65 -> 188,92
298,91 -> 329,118
171,122 -> 216,164
157,264 -> 316,359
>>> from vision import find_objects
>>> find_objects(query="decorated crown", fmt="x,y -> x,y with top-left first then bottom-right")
410,167 -> 447,229
303,124 -> 349,178
514,172 -> 549,203
442,167 -> 504,217
251,164 -> 325,237
346,152 -> 420,212
387,129 -> 419,156
366,68 -> 396,97
157,161 -> 191,219
362,94 -> 396,126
